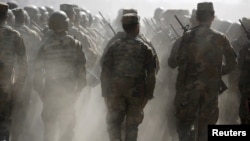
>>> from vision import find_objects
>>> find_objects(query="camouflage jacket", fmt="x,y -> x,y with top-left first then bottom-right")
13,24 -> 41,65
169,24 -> 237,89
101,32 -> 160,73
101,35 -> 156,99
34,31 -> 86,89
0,24 -> 28,93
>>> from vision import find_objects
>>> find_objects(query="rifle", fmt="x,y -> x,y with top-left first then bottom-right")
174,15 -> 189,34
174,15 -> 228,95
170,23 -> 180,38
239,19 -> 250,40
150,18 -> 160,31
144,18 -> 157,32
31,20 -> 44,32
98,11 -> 116,35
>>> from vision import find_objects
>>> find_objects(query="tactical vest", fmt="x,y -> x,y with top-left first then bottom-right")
111,37 -> 147,78
40,34 -> 80,80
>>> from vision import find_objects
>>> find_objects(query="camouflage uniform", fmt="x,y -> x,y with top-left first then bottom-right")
34,11 -> 86,141
0,3 -> 28,140
12,8 -> 41,68
24,5 -> 44,39
238,41 -> 250,124
101,13 -> 156,141
168,2 -> 236,141
10,8 -> 42,141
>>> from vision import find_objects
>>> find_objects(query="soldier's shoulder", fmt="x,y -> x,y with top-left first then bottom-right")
2,25 -> 21,37
65,34 -> 81,45
134,37 -> 153,51
109,38 -> 123,47
210,28 -> 229,39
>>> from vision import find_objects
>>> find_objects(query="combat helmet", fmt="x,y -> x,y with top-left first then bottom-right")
7,1 -> 18,9
48,11 -> 69,32
24,5 -> 41,22
12,8 -> 26,24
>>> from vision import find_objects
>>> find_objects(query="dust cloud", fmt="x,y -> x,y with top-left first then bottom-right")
2,0 -> 247,141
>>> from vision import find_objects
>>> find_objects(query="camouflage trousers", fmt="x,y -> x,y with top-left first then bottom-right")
0,88 -> 12,141
104,77 -> 147,141
174,83 -> 219,141
238,83 -> 250,124
41,80 -> 78,141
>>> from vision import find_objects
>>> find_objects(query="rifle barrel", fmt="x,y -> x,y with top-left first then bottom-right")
98,11 -> 116,35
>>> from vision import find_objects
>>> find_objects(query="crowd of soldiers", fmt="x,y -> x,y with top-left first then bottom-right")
0,1 -> 249,141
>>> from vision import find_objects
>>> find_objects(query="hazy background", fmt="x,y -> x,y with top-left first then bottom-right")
2,0 -> 244,141
3,0 -> 250,23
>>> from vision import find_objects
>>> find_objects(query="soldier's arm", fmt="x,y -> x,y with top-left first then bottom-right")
168,37 -> 182,69
75,41 -> 87,90
14,33 -> 28,86
100,44 -> 114,97
237,43 -> 249,69
145,45 -> 157,100
33,45 -> 45,96
221,36 -> 237,75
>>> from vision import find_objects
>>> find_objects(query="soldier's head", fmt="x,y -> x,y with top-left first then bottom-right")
24,5 -> 41,22
79,11 -> 88,27
121,13 -> 140,35
23,10 -> 30,25
60,4 -> 76,23
7,1 -> 18,10
45,6 -> 54,17
0,2 -> 9,23
48,11 -> 69,32
39,6 -> 49,24
12,8 -> 26,25
7,9 -> 15,26
196,2 -> 215,24
73,7 -> 81,25
154,7 -> 164,20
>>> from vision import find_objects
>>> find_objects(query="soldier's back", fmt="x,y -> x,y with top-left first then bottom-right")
180,25 -> 228,79
108,37 -> 151,78
39,33 -> 82,79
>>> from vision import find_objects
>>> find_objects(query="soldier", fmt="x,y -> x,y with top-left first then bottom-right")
102,9 -> 159,74
33,11 -> 86,141
24,5 -> 44,38
238,35 -> 250,124
237,18 -> 250,124
0,2 -> 28,141
60,4 -> 98,70
6,1 -> 18,9
168,2 -> 236,141
45,6 -> 54,17
7,9 -> 15,27
11,8 -> 42,141
12,8 -> 41,68
101,13 -> 157,141
38,6 -> 49,30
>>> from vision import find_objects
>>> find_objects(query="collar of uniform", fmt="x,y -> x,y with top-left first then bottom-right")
54,30 -> 68,35
198,23 -> 210,28
125,33 -> 138,38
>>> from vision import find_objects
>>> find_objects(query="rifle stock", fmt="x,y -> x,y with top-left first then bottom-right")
239,19 -> 250,40
174,15 -> 189,34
